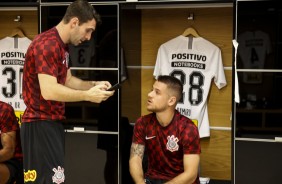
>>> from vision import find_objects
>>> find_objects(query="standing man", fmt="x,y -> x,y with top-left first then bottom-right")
0,101 -> 23,184
129,75 -> 201,184
22,0 -> 115,183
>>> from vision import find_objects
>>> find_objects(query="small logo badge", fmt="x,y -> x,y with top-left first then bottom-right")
24,170 -> 37,182
166,135 -> 179,152
145,136 -> 156,140
52,166 -> 65,184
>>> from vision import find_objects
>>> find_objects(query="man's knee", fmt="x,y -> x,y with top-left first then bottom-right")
0,164 -> 11,184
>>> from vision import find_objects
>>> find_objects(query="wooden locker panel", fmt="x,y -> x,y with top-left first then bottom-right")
201,130 -> 231,180
0,10 -> 38,39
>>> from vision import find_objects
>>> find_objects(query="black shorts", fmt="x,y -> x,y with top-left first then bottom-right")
4,158 -> 23,184
21,120 -> 65,184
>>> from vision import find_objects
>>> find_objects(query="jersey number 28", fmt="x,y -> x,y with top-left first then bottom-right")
170,70 -> 204,106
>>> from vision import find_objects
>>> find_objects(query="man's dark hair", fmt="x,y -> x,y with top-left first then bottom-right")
157,75 -> 183,102
63,0 -> 101,25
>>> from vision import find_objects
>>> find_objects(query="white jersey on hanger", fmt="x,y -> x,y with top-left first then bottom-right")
154,35 -> 227,138
0,37 -> 32,124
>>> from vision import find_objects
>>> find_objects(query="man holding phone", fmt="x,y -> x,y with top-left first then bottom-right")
21,1 -> 115,183
107,83 -> 121,91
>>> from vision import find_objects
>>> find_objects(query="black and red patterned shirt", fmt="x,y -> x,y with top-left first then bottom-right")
0,101 -> 22,160
22,27 -> 69,122
132,110 -> 201,183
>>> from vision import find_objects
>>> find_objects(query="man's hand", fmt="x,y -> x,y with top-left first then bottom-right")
92,81 -> 112,89
85,84 -> 114,103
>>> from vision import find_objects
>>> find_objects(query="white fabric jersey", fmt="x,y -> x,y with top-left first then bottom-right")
0,37 -> 32,124
237,30 -> 271,83
154,35 -> 227,138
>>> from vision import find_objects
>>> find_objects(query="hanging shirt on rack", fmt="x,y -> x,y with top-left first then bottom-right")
153,35 -> 227,138
0,37 -> 32,125
237,30 -> 271,84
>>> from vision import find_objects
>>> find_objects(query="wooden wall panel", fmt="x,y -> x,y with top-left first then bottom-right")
200,130 -> 231,180
141,7 -> 233,67
141,69 -> 155,115
208,70 -> 232,127
0,10 -> 38,39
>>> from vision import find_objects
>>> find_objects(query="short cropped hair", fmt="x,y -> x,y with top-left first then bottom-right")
157,75 -> 183,102
63,0 -> 101,25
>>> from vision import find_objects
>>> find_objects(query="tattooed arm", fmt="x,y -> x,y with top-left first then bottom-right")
129,143 -> 146,184
0,131 -> 16,162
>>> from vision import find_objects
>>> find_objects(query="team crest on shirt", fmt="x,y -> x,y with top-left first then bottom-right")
52,166 -> 65,184
166,135 -> 179,152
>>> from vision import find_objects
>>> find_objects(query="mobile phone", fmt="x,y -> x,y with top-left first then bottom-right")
107,83 -> 121,91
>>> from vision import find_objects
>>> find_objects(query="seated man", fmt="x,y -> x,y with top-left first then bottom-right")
0,101 -> 23,184
129,75 -> 201,184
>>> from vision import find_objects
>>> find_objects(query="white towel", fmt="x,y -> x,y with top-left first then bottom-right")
232,39 -> 240,103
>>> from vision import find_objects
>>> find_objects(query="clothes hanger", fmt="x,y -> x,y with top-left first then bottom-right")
9,15 -> 26,38
182,27 -> 200,37
9,27 -> 26,38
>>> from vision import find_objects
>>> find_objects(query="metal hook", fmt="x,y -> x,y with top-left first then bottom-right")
187,13 -> 194,20
14,15 -> 21,22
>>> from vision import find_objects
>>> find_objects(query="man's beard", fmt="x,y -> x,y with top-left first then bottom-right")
147,105 -> 166,113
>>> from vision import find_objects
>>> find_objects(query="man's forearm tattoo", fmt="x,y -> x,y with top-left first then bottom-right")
130,143 -> 145,159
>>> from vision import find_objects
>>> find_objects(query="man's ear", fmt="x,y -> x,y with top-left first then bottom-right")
168,96 -> 177,106
70,17 -> 79,28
